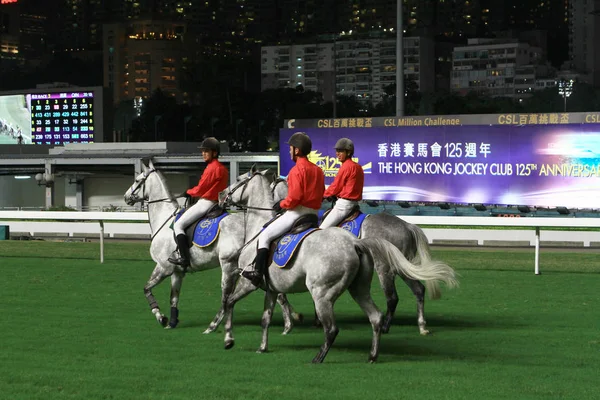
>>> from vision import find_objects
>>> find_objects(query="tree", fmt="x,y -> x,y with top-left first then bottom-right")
371,77 -> 421,116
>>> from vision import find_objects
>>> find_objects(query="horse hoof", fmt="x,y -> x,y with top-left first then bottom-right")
382,326 -> 391,334
293,313 -> 304,323
282,327 -> 293,335
159,316 -> 168,327
368,358 -> 377,364
224,340 -> 235,350
256,348 -> 267,354
420,329 -> 431,336
203,327 -> 215,334
167,320 -> 179,329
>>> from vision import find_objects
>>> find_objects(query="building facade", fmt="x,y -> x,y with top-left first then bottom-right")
451,38 -> 543,99
569,0 -> 600,87
261,43 -> 335,101
103,19 -> 187,105
261,36 -> 435,106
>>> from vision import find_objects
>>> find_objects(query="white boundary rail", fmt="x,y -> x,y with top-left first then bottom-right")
0,211 -> 147,264
1,211 -> 600,273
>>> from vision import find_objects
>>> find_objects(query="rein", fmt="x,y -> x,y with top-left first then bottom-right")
222,172 -> 275,212
150,208 -> 179,241
127,168 -> 181,240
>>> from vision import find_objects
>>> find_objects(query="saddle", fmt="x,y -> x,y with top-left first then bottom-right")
267,213 -> 320,268
204,203 -> 226,219
177,203 -> 229,247
320,204 -> 361,226
288,213 -> 319,233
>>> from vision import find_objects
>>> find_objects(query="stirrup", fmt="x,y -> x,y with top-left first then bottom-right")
241,269 -> 263,287
168,256 -> 187,265
168,251 -> 189,268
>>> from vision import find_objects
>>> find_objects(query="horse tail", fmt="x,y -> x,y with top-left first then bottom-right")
355,238 -> 459,295
405,222 -> 431,264
405,222 -> 448,299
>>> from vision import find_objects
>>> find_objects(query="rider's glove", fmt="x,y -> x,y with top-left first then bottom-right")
273,200 -> 283,213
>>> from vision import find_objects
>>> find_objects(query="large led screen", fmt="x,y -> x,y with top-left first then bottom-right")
280,124 -> 600,209
0,90 -> 98,145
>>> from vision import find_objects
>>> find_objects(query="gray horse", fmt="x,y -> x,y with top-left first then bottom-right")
271,178 -> 454,335
123,160 -> 298,332
216,166 -> 458,363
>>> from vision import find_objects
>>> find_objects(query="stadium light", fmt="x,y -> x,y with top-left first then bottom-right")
558,79 -> 574,112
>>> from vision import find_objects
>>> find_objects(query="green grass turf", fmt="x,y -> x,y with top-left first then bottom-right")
0,241 -> 599,400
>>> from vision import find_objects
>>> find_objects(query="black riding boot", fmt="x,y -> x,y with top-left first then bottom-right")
241,248 -> 269,287
168,234 -> 191,271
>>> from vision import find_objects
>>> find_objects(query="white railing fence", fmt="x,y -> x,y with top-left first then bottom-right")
2,211 -> 600,274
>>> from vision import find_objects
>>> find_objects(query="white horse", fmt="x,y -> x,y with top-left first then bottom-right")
216,166 -> 458,363
123,160 -> 298,332
271,178 -> 456,335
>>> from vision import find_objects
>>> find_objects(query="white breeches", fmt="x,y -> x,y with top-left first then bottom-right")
174,198 -> 216,235
319,198 -> 359,229
257,206 -> 318,249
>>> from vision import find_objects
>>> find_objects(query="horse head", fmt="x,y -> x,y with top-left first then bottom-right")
124,159 -> 170,206
220,164 -> 274,209
271,177 -> 288,203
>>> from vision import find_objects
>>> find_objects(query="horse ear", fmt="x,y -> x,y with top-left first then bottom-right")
141,161 -> 149,173
250,163 -> 258,174
148,159 -> 155,170
262,169 -> 276,183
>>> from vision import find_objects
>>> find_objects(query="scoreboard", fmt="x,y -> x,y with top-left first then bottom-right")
30,92 -> 95,145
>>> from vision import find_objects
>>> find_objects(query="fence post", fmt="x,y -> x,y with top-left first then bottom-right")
534,227 -> 540,275
99,220 -> 105,264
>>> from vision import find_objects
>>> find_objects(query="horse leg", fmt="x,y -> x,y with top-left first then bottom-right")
311,297 -> 339,363
351,256 -> 384,363
204,267 -> 238,334
223,278 -> 259,350
276,293 -> 302,335
378,272 -> 399,334
312,301 -> 322,328
143,264 -> 169,327
165,271 -> 184,329
348,282 -> 384,363
400,276 -> 429,335
257,290 -> 277,353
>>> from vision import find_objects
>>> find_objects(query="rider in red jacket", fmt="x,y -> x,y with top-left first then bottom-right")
169,137 -> 228,270
320,138 -> 364,228
242,132 -> 325,286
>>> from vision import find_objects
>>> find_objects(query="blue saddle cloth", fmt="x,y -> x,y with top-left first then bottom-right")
339,212 -> 367,237
273,228 -> 319,268
317,210 -> 367,237
174,209 -> 229,248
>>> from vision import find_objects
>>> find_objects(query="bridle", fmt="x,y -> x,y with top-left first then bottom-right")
271,176 -> 286,197
126,168 -> 180,240
221,171 -> 280,267
127,168 -> 176,205
222,171 -> 275,212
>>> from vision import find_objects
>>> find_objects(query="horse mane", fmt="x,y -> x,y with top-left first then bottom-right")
154,169 -> 175,198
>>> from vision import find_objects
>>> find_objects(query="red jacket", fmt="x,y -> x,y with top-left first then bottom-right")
280,157 -> 325,210
187,159 -> 228,201
323,159 -> 364,201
